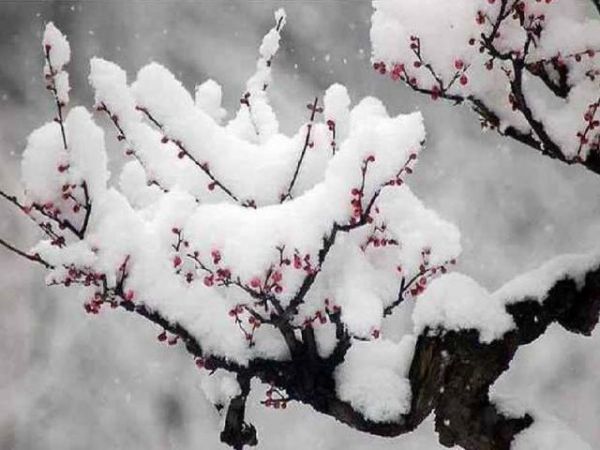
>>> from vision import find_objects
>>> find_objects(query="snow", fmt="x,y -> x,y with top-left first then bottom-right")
513,419 -> 592,450
378,187 -> 461,274
323,83 -> 351,142
333,244 -> 385,337
54,71 -> 70,105
90,57 -> 209,200
43,23 -> 71,105
21,121 -> 67,203
131,57 -> 426,207
30,21 -> 461,367
334,336 -> 415,423
89,57 -> 141,127
490,394 -> 593,450
118,160 -> 162,209
200,369 -> 241,408
64,107 -> 108,200
412,251 -> 600,343
194,79 -> 226,124
21,106 -> 107,212
494,252 -> 600,305
413,273 -> 514,343
43,22 -> 71,70
227,8 -> 286,143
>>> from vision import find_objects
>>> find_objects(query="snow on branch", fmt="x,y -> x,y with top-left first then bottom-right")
228,8 -> 287,143
371,0 -> 600,174
0,15 -> 599,450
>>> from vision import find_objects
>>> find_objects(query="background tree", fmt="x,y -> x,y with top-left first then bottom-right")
0,2 -> 599,450
371,0 -> 600,174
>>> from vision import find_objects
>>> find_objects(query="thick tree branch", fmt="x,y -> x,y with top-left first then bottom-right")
250,261 -> 600,450
245,262 -> 600,448
240,261 -> 600,449
360,263 -> 600,448
220,374 -> 258,450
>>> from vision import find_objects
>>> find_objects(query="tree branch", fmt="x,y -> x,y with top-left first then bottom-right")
44,47 -> 68,151
220,374 -> 258,450
281,96 -> 320,202
9,187 -> 600,450
0,237 -> 53,269
252,261 -> 600,450
136,106 -> 243,204
331,262 -> 600,448
97,103 -> 169,194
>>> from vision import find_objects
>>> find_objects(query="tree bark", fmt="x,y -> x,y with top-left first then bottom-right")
269,264 -> 600,449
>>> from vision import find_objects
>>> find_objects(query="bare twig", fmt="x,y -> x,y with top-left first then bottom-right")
136,106 -> 242,203
44,47 -> 68,151
281,96 -> 320,202
0,237 -> 53,269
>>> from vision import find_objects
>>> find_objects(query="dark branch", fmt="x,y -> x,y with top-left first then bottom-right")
79,182 -> 92,237
136,106 -> 242,203
44,48 -> 68,151
360,262 -> 600,448
526,62 -> 570,99
508,59 -> 563,159
98,103 -> 169,194
220,374 -> 258,450
0,237 -> 53,269
281,96 -> 320,202
253,261 -> 600,450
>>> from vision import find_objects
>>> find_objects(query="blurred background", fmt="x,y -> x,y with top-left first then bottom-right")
0,1 -> 599,449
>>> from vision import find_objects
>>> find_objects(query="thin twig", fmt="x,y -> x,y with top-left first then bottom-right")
0,237 -> 53,269
44,48 -> 68,151
281,96 -> 320,202
136,106 -> 241,203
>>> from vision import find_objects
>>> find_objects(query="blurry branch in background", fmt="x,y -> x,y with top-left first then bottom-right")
372,0 -> 600,175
